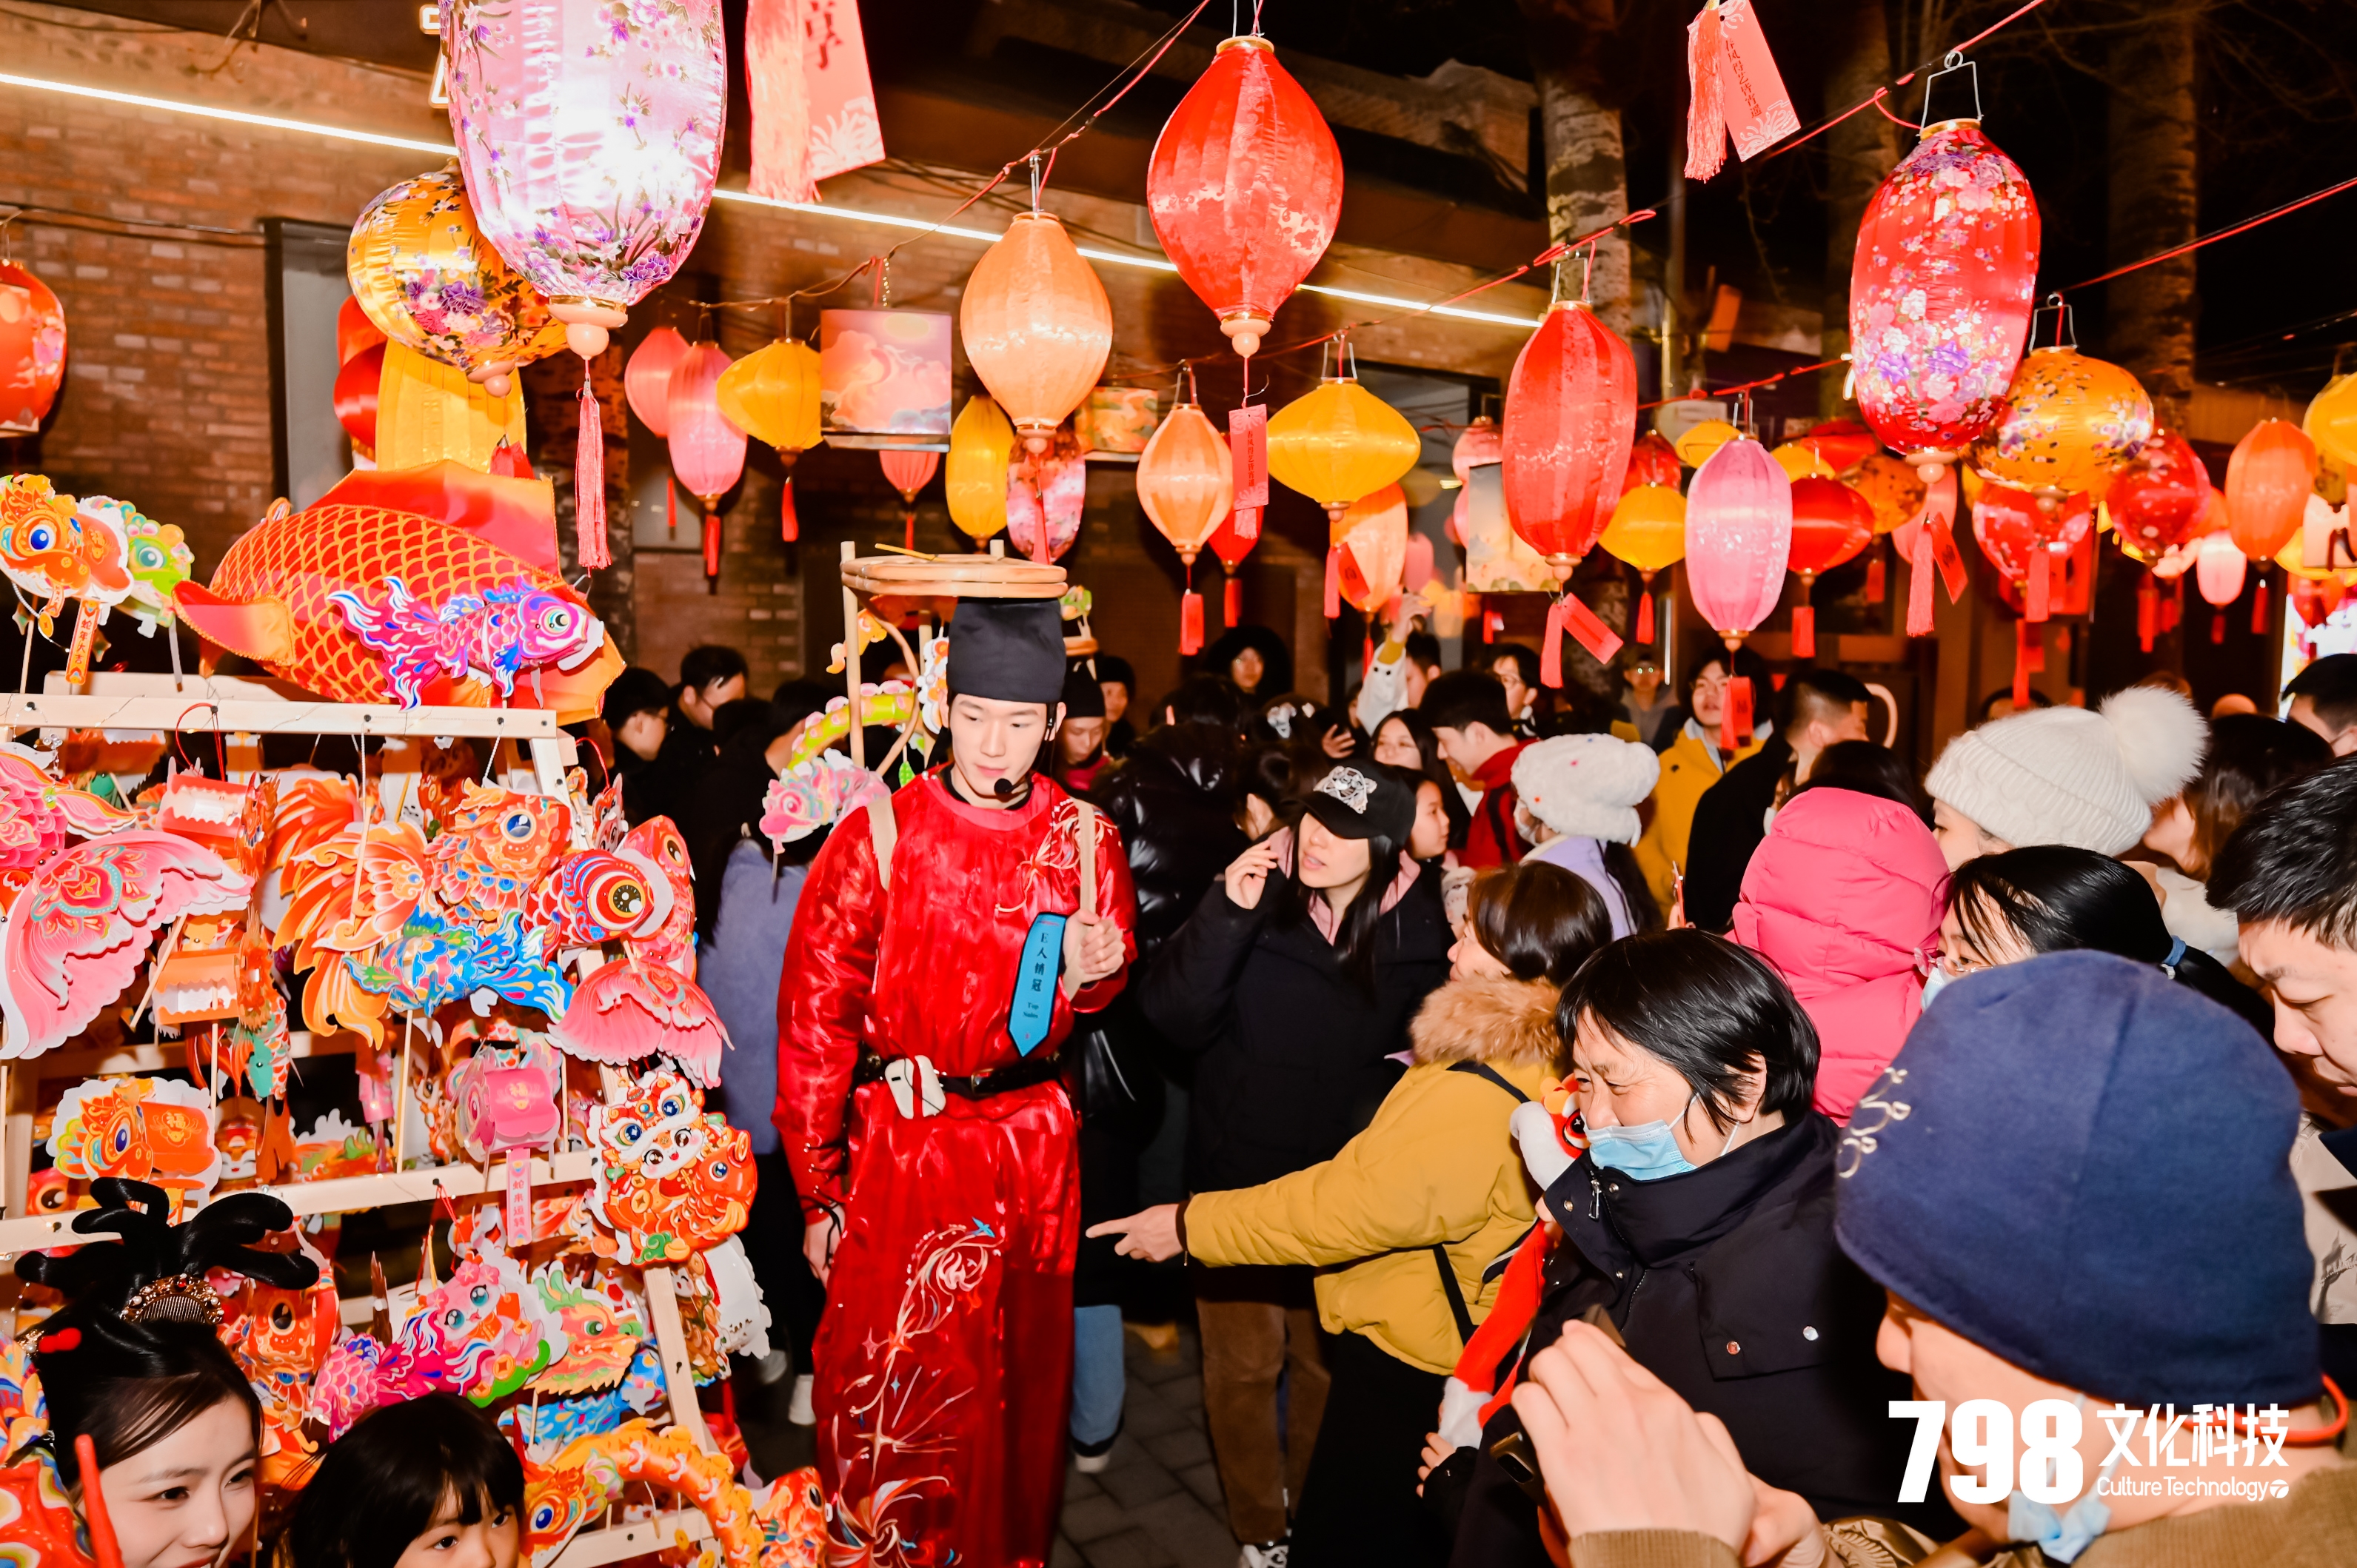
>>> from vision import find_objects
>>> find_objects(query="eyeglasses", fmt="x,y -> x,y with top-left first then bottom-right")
1928,947 -> 1992,979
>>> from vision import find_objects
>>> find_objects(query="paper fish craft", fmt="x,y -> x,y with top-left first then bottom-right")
117,505 -> 193,634
46,1076 -> 221,1210
429,781 -> 571,930
504,1341 -> 667,1450
520,1419 -> 759,1568
0,829 -> 253,1059
312,1244 -> 567,1436
553,958 -> 731,1088
618,817 -> 695,977
586,1071 -> 755,1265
171,463 -> 621,720
362,907 -> 571,1019
526,850 -> 652,956
0,473 -> 130,635
0,748 -> 136,880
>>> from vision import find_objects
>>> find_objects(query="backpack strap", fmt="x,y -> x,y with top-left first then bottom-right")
1432,1060 -> 1534,1344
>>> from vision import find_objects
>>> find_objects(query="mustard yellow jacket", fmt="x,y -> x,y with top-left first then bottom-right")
1184,976 -> 1556,1375
1634,723 -> 1764,911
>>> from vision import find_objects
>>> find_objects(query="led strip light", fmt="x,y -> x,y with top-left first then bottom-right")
0,70 -> 1542,330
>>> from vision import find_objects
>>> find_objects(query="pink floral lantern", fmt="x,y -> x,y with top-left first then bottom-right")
443,0 -> 726,570
1684,436 -> 1791,745
666,341 -> 746,586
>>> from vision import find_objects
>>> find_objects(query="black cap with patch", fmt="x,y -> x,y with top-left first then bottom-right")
946,599 -> 1066,705
1301,763 -> 1417,844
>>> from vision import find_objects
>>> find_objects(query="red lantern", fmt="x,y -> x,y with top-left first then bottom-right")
626,326 -> 690,437
1685,437 -> 1792,646
1500,298 -> 1637,580
1799,419 -> 1879,475
1208,500 -> 1260,626
880,448 -> 940,553
1147,35 -> 1343,359
2107,429 -> 2210,563
667,341 -> 746,586
2225,418 -> 2317,562
0,261 -> 67,435
1785,476 -> 1874,657
1623,430 -> 1682,493
335,295 -> 385,368
1850,121 -> 2041,460
333,342 -> 384,458
1974,483 -> 2093,622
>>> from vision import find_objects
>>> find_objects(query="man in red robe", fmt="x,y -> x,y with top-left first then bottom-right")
776,596 -> 1136,1568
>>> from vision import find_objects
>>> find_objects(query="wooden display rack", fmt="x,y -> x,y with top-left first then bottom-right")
0,671 -> 723,1561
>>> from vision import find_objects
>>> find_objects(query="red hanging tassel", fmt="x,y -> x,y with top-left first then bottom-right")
1906,526 -> 1936,637
2027,549 -> 2051,623
2012,620 -> 2033,709
2137,572 -> 2158,652
665,476 -> 677,539
2025,624 -> 2045,673
1363,632 -> 1377,677
2163,575 -> 2183,633
2209,609 -> 2225,643
1791,597 -> 1815,660
1323,546 -> 1342,619
1685,1 -> 1726,181
1722,673 -> 1753,754
1224,572 -> 1243,626
577,381 -> 611,569
903,509 -> 916,552
1483,606 -> 1503,643
1540,599 -> 1567,688
1636,587 -> 1656,645
1180,589 -> 1204,655
780,478 -> 798,543
2253,575 -> 2271,635
1865,548 -> 1886,604
703,508 -> 721,586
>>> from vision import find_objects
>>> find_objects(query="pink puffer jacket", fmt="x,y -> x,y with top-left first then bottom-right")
1731,786 -> 1946,1122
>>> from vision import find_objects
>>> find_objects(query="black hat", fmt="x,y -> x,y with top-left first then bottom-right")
1060,667 -> 1107,719
1301,763 -> 1416,844
946,599 -> 1066,705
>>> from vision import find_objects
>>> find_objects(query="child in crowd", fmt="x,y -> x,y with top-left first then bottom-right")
287,1393 -> 521,1568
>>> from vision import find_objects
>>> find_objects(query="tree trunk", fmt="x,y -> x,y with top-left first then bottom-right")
1521,1 -> 1631,335
2106,10 -> 2199,432
1821,0 -> 1899,417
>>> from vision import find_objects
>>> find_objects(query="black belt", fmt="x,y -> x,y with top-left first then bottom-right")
852,1051 -> 1064,1099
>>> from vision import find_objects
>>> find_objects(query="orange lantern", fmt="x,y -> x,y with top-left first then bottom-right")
1972,333 -> 2153,503
2,263 -> 73,430
960,191 -> 1112,451
1137,373 -> 1234,654
880,448 -> 940,554
1268,344 -> 1421,524
1332,483 -> 1409,614
1599,483 -> 1686,644
2226,418 -> 2317,561
1785,476 -> 1875,657
715,338 -> 821,455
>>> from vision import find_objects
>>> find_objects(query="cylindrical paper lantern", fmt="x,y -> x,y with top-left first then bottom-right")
1849,121 -> 2041,460
716,338 -> 822,454
666,342 -> 746,505
960,210 -> 1112,449
1268,368 -> 1421,521
2196,523 -> 2247,606
626,326 -> 690,437
946,395 -> 1016,541
375,340 -> 526,471
2226,418 -> 2318,561
1684,437 -> 1792,646
1146,35 -> 1343,358
347,167 -> 567,398
1500,299 -> 1637,580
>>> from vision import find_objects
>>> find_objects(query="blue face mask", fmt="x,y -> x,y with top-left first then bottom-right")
2005,1406 -> 2120,1564
1920,965 -> 1953,1008
1586,1119 -> 1697,1182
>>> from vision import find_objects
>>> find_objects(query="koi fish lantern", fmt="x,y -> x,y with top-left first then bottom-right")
442,0 -> 726,568
172,463 -> 621,720
1848,98 -> 2041,634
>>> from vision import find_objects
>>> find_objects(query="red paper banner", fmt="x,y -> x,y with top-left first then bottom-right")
1229,405 -> 1270,509
1689,0 -> 1802,163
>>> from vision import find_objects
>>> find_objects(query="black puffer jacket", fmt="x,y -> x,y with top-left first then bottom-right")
1092,723 -> 1248,956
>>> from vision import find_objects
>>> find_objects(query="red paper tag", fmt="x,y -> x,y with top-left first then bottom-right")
1229,405 -> 1269,509
1701,0 -> 1802,161
1559,593 -> 1625,667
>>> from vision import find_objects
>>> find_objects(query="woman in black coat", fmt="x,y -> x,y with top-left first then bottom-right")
1140,765 -> 1452,1563
1440,931 -> 1944,1567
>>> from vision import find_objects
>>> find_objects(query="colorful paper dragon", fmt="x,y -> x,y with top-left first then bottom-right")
586,1071 -> 755,1266
311,1243 -> 567,1438
518,1418 -> 823,1568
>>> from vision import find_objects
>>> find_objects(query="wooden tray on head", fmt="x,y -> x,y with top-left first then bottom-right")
840,551 -> 1066,600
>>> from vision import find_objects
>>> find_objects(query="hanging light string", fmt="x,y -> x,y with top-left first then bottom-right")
1756,0 -> 2050,165
2059,168 -> 2357,294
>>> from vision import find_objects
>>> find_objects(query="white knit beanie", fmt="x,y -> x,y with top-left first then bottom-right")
1924,686 -> 2207,854
1511,734 -> 1660,845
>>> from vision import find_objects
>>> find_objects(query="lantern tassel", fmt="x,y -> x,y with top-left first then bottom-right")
1483,606 -> 1504,643
666,477 -> 677,540
2165,574 -> 2183,634
1722,674 -> 1753,755
2012,620 -> 2033,709
2027,549 -> 2051,623
904,509 -> 916,553
2138,572 -> 2158,652
2253,575 -> 2270,635
1539,600 -> 1565,688
1865,547 -> 1887,604
1685,1 -> 1727,182
1180,589 -> 1205,656
1906,525 -> 1936,637
2212,609 -> 2227,644
703,507 -> 721,588
1323,545 -> 1342,619
1225,572 -> 1243,627
1636,584 -> 1656,645
1791,601 -> 1814,660
577,382 -> 611,570
780,478 -> 799,543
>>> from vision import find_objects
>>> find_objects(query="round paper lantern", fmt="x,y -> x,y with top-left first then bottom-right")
1673,418 -> 1739,469
1207,501 -> 1260,626
666,342 -> 746,506
1146,35 -> 1343,359
960,210 -> 1112,449
1849,121 -> 2041,460
2304,372 -> 2357,472
1848,452 -> 1928,535
1333,483 -> 1409,612
1623,431 -> 1681,493
0,261 -> 66,436
1973,347 -> 2153,501
1450,413 -> 1502,545
336,295 -> 385,367
1974,483 -> 2093,621
1500,300 -> 1637,580
1685,438 -> 1792,646
1785,476 -> 1875,656
2226,418 -> 2318,561
880,449 -> 940,504
2107,429 -> 2210,563
2196,523 -> 2247,607
716,339 -> 822,455
946,395 -> 1016,541
1799,419 -> 1879,474
1137,398 -> 1234,568
1267,369 -> 1421,521
347,167 -> 568,398
1601,483 -> 1687,646
626,326 -> 691,437
333,342 -> 384,456
1771,442 -> 1833,481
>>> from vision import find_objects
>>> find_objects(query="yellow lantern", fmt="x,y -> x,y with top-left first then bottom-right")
1601,483 -> 1687,573
1268,354 -> 1420,521
1770,442 -> 1833,481
1971,346 -> 2153,501
715,339 -> 821,454
944,395 -> 1016,541
374,341 -> 525,471
2305,372 -> 2357,473
959,208 -> 1113,450
1672,418 -> 1739,468
1850,452 -> 1928,535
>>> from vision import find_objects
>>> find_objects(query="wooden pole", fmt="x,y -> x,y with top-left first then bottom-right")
841,540 -> 865,768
